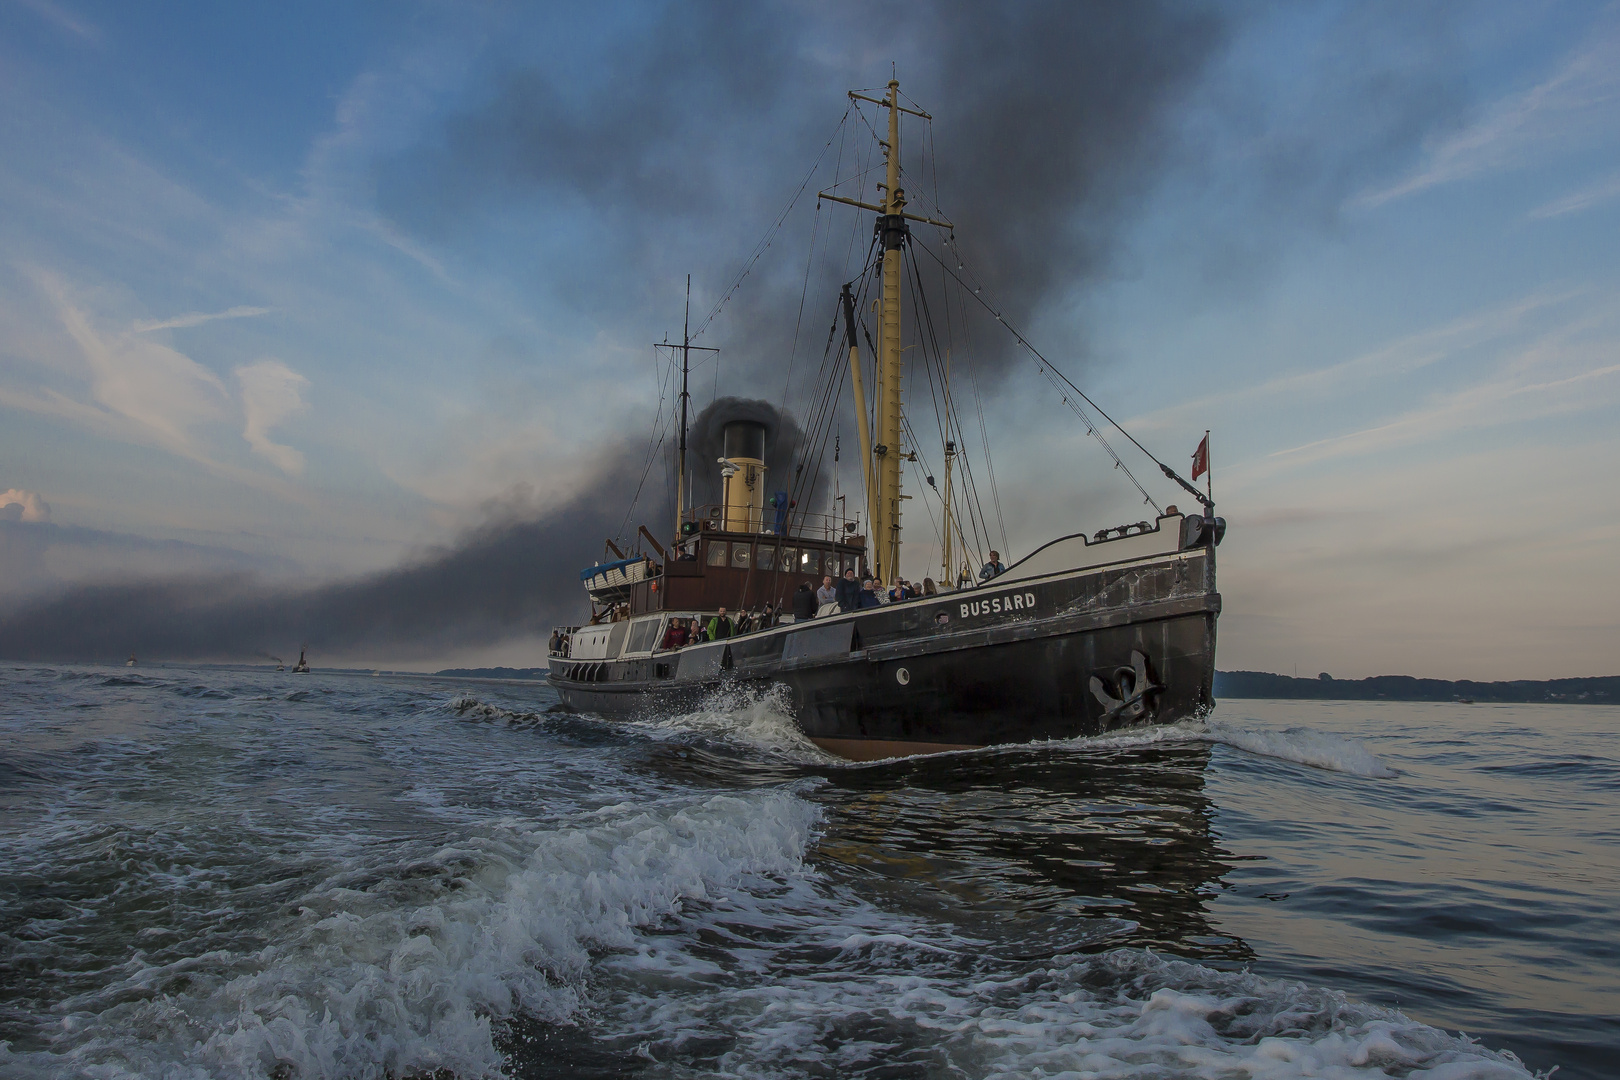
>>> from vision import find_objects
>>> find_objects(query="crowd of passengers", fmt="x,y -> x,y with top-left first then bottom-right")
630,552 -> 1011,651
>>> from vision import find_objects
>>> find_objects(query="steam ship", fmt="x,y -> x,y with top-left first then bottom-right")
548,79 -> 1224,760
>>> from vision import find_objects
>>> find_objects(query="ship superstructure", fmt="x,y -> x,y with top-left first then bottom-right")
547,79 -> 1225,759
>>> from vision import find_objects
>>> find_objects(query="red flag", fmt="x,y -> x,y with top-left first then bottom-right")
1190,434 -> 1209,481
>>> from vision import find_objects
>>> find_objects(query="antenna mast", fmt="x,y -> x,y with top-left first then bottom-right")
942,346 -> 955,586
665,276 -> 717,544
676,277 -> 690,541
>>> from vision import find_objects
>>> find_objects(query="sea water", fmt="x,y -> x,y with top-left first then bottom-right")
1,665 -> 1613,1079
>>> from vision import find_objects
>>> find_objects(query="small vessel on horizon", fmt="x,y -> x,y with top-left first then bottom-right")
291,646 -> 310,674
125,655 -> 136,667
547,78 -> 1224,759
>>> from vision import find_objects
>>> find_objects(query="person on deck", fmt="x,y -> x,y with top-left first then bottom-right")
816,575 -> 837,609
979,551 -> 1007,581
659,618 -> 688,651
707,608 -> 733,641
922,577 -> 938,596
835,568 -> 863,613
761,602 -> 777,629
859,579 -> 883,609
792,582 -> 818,620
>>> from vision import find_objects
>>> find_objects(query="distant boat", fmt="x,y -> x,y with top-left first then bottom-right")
291,646 -> 310,674
125,655 -> 137,667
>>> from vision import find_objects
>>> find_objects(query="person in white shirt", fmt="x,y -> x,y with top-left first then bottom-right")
816,574 -> 837,608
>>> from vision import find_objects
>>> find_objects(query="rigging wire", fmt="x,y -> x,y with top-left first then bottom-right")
692,109 -> 850,344
787,250 -> 878,538
903,241 -> 981,572
943,280 -> 1004,557
779,198 -> 824,412
911,234 -> 1171,515
615,340 -> 688,542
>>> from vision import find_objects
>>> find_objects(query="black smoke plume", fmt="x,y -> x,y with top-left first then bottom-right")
377,0 -> 1235,391
0,402 -> 826,663
0,453 -> 646,663
684,396 -> 818,511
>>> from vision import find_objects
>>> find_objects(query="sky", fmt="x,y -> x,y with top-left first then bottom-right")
1,0 -> 1617,679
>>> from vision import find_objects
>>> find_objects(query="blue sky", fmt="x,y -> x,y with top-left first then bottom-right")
2,1 -> 1617,677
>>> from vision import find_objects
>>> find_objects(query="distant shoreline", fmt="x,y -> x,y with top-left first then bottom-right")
1214,670 -> 1616,704
427,666 -> 1618,704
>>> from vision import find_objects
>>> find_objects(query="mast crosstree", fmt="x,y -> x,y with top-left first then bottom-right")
820,78 -> 950,582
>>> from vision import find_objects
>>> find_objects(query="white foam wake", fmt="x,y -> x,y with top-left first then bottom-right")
1,791 -> 820,1080
1203,719 -> 1399,778
634,683 -> 844,764
596,936 -> 1536,1079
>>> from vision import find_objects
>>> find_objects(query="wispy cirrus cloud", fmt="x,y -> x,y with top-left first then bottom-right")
1268,358 -> 1620,467
236,359 -> 310,475
131,305 -> 271,333
1354,20 -> 1620,208
1530,168 -> 1620,219
13,0 -> 99,42
2,274 -> 311,496
1123,287 -> 1584,438
1255,294 -> 1620,472
41,273 -> 232,451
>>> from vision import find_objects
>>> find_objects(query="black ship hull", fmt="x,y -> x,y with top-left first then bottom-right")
550,543 -> 1219,760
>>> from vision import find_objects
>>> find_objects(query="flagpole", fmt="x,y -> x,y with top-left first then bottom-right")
1205,429 -> 1211,506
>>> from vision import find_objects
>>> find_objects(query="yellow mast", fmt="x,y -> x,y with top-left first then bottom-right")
941,346 -> 953,585
819,78 -> 950,581
875,80 -> 904,583
841,286 -> 880,551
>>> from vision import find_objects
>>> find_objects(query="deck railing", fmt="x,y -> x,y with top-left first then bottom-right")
682,504 -> 863,544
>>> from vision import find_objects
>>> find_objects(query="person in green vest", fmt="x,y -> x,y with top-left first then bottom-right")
707,607 -> 733,641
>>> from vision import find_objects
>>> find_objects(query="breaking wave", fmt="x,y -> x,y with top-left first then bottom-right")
1201,719 -> 1400,778
586,945 -> 1536,1078
0,791 -> 820,1079
635,683 -> 842,763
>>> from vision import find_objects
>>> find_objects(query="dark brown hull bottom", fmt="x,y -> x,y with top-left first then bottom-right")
549,548 -> 1220,760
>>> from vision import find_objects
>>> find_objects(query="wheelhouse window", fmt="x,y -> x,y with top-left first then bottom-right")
706,542 -> 728,568
800,549 -> 821,575
626,619 -> 660,654
781,547 -> 797,574
824,553 -> 840,576
756,545 -> 776,572
731,543 -> 752,569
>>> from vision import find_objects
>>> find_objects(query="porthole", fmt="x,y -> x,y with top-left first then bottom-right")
896,667 -> 911,686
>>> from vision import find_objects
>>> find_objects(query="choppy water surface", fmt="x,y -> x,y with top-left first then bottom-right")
1,666 -> 1614,1079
